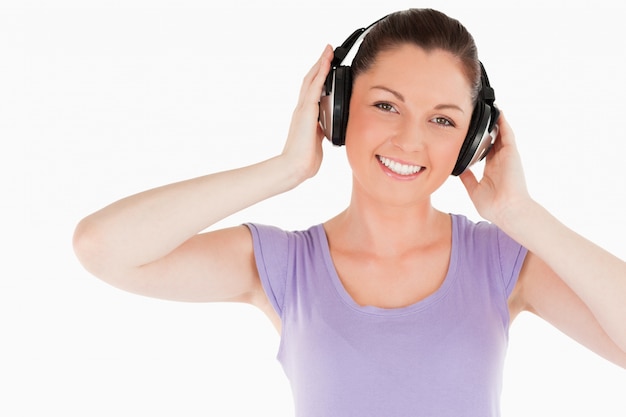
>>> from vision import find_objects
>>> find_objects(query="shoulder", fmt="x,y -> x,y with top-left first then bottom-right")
245,222 -> 329,273
245,223 -> 323,252
244,223 -> 325,313
452,213 -> 524,253
451,213 -> 499,247
451,213 -> 528,294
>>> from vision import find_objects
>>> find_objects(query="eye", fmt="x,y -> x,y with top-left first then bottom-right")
374,102 -> 398,113
432,117 -> 455,127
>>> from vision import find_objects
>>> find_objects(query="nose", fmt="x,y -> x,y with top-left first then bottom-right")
390,120 -> 426,153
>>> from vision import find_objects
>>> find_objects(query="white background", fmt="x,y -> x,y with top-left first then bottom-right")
2,0 -> 625,415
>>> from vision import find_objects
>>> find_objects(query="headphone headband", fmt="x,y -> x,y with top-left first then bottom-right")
332,16 -> 386,67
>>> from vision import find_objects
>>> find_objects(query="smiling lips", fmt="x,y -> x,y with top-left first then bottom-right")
377,155 -> 424,177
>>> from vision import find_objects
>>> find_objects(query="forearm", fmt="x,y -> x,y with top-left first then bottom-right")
499,200 -> 626,351
73,154 -> 302,275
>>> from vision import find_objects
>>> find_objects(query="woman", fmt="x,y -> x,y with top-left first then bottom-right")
73,8 -> 626,416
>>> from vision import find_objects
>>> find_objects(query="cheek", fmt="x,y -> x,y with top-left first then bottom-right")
421,133 -> 466,181
344,105 -> 378,162
430,118 -> 471,174
344,103 -> 371,146
344,126 -> 367,174
435,137 -> 465,168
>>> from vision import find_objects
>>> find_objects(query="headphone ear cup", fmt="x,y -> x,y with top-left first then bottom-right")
452,101 -> 494,176
331,66 -> 352,146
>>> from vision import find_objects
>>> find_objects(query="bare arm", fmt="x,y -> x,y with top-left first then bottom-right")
515,251 -> 626,368
73,159 -> 298,301
73,45 -> 333,307
504,201 -> 626,354
461,113 -> 626,365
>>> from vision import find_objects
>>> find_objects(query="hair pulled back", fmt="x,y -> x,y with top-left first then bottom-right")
351,8 -> 481,103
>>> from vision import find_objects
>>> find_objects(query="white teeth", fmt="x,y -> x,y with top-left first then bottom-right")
377,155 -> 423,175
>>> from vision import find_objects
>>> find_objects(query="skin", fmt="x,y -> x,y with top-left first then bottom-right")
73,43 -> 626,368
324,45 -> 474,309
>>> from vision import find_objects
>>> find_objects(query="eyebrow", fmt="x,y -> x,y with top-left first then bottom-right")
370,85 -> 465,114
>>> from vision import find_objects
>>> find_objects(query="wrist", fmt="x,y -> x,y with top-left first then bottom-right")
494,197 -> 542,238
278,147 -> 321,186
269,153 -> 311,191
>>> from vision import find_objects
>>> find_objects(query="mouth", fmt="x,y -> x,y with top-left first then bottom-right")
376,155 -> 424,177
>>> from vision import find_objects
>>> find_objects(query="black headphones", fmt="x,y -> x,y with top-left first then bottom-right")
318,16 -> 500,176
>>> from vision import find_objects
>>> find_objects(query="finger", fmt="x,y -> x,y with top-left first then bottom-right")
299,50 -> 324,95
312,45 -> 333,87
298,45 -> 333,102
484,110 -> 511,163
494,110 -> 517,147
307,45 -> 333,102
459,168 -> 479,195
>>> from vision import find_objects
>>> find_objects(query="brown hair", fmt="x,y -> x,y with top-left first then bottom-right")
351,8 -> 481,103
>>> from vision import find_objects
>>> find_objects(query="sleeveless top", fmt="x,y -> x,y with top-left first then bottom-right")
245,214 -> 527,417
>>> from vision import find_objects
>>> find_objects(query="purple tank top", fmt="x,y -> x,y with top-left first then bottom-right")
246,214 -> 527,416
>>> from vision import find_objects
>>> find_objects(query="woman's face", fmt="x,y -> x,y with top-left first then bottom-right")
345,44 -> 474,207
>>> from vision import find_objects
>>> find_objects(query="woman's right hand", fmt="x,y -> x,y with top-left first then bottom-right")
73,46 -> 335,311
280,45 -> 334,183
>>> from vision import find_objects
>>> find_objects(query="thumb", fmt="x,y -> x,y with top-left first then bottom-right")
459,169 -> 479,196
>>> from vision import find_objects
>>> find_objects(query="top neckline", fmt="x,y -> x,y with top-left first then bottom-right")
313,214 -> 460,317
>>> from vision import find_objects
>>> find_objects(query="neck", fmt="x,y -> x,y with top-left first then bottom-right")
326,183 -> 449,256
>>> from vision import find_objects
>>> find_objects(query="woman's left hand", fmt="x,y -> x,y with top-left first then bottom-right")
465,114 -> 626,362
459,111 -> 532,227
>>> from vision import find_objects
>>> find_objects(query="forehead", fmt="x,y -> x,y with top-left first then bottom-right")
353,44 -> 473,108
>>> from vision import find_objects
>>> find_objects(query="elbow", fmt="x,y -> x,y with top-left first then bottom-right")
73,216 -> 148,296
72,216 -> 110,279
